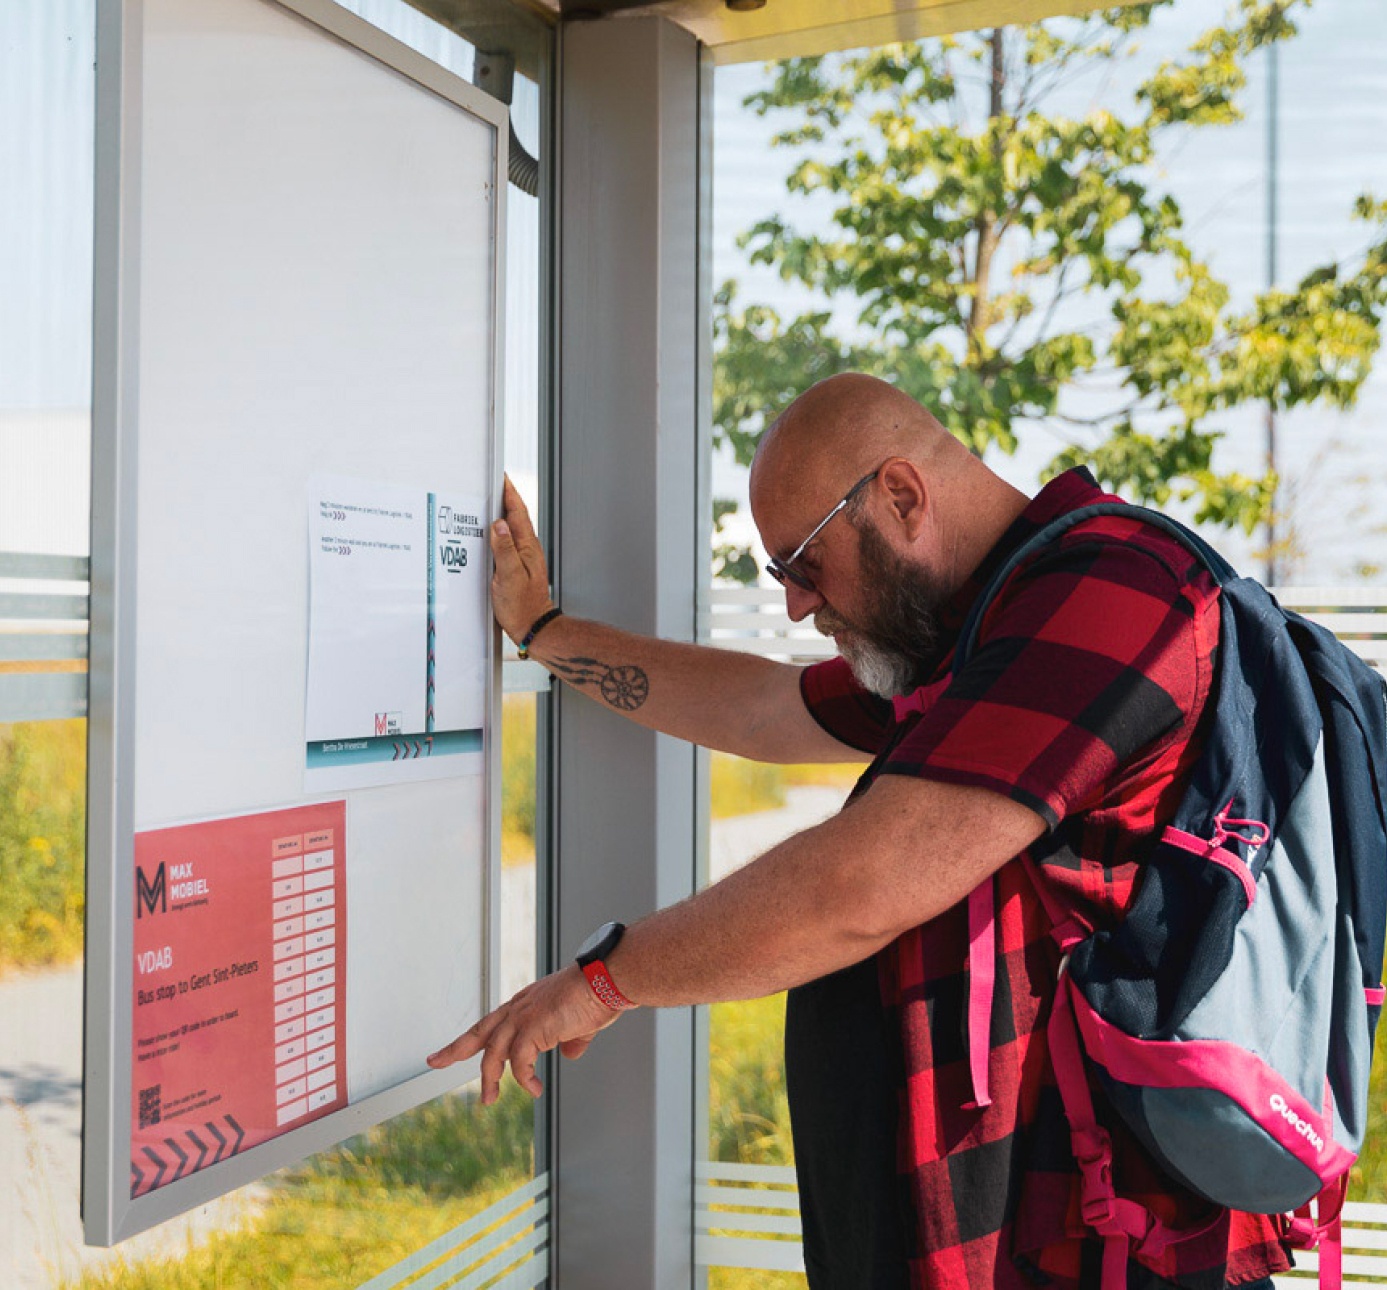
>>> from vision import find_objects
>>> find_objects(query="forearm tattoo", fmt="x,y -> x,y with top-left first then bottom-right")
550,655 -> 651,712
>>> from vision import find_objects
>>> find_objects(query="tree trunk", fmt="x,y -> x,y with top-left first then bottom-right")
967,27 -> 1006,352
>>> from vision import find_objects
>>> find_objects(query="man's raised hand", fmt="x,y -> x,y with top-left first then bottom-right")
492,476 -> 555,645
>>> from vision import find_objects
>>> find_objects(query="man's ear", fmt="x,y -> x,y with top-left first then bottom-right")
878,458 -> 929,540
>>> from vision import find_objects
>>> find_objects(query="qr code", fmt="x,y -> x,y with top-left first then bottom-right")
138,1084 -> 161,1129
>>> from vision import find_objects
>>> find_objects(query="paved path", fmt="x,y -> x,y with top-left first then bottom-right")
709,785 -> 849,881
0,964 -> 264,1289
0,789 -> 844,1287
0,861 -> 540,1289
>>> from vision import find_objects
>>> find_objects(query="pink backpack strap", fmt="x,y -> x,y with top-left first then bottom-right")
962,855 -> 1081,1114
1284,1173 -> 1348,1290
1318,1211 -> 1343,1290
964,879 -> 995,1110
1048,962 -> 1222,1288
1019,852 -> 1086,952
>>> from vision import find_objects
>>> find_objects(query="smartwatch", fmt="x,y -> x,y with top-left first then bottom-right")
575,921 -> 637,1011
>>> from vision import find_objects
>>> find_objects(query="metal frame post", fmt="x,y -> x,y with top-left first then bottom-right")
551,15 -> 703,1289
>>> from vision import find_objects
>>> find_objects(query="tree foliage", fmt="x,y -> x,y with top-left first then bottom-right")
714,1 -> 1387,578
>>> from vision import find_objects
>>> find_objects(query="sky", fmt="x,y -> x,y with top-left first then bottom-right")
711,0 -> 1387,585
1,0 -> 1384,580
0,0 -> 543,556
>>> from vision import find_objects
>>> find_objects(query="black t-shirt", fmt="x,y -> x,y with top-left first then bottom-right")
785,956 -> 910,1290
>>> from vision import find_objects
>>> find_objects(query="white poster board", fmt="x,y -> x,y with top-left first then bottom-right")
85,0 -> 506,1243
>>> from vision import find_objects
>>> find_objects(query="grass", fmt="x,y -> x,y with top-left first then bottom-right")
710,754 -> 788,818
709,1271 -> 807,1290
1351,1021 -> 1387,1202
709,993 -> 793,1167
501,694 -> 538,868
62,1082 -> 535,1290
0,719 -> 86,972
0,712 -> 856,970
709,752 -> 859,820
11,705 -> 1387,1289
707,992 -> 807,1290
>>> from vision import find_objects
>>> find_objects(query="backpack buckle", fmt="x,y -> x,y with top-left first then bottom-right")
1073,1127 -> 1115,1226
1080,1189 -> 1114,1230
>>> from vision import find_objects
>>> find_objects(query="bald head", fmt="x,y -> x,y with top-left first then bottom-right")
750,373 -> 965,508
748,373 -> 976,545
749,372 -> 1027,610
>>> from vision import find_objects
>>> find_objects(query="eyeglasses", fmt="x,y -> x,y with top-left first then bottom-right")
765,470 -> 879,592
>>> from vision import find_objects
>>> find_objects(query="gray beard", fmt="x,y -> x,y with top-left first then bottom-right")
815,520 -> 944,699
838,634 -> 917,699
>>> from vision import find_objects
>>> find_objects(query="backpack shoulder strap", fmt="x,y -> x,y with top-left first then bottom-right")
954,501 -> 1237,673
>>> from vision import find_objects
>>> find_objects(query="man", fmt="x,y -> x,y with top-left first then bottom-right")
427,374 -> 1286,1288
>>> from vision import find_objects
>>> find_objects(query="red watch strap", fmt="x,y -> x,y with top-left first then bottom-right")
581,959 -> 637,1011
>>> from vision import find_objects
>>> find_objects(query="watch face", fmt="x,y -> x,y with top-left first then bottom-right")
576,921 -> 624,965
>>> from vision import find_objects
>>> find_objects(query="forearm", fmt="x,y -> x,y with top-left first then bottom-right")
427,776 -> 1046,1099
603,775 -> 1048,1009
489,477 -> 855,763
524,611 -> 840,763
605,817 -> 886,1006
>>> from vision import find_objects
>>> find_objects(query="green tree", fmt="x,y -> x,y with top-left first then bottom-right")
714,0 -> 1387,579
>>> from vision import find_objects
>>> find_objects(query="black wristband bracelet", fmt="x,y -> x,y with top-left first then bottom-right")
518,607 -> 563,659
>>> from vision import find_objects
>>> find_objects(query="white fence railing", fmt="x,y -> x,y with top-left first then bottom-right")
0,551 -> 89,722
6,560 -> 1386,725
355,1172 -> 549,1290
702,585 -> 1387,667
1277,1201 -> 1387,1283
0,552 -> 561,725
695,1161 -> 804,1275
694,1158 -> 1387,1285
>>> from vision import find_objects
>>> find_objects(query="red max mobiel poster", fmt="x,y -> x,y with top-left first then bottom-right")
130,802 -> 348,1197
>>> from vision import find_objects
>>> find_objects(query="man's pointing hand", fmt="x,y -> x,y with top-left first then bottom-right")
426,965 -> 623,1104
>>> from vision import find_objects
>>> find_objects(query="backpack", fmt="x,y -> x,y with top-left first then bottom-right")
954,501 -> 1387,1290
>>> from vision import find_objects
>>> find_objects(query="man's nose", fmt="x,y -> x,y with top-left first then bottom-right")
783,579 -> 825,623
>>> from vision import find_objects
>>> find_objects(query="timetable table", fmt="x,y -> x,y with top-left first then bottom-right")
269,827 -> 342,1125
131,803 -> 348,1197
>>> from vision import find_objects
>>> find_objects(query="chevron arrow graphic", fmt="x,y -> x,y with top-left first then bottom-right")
130,1158 -> 145,1196
143,1144 -> 167,1192
226,1114 -> 246,1156
187,1128 -> 210,1173
166,1135 -> 190,1182
206,1120 -> 228,1164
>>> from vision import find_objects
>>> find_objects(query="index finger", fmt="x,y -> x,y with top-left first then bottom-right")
426,1015 -> 493,1069
502,475 -> 539,547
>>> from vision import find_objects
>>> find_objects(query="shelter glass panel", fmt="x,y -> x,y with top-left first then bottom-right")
0,0 -> 554,1284
699,2 -> 1387,1280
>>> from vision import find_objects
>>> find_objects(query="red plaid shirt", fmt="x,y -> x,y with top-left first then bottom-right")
800,469 -> 1289,1289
